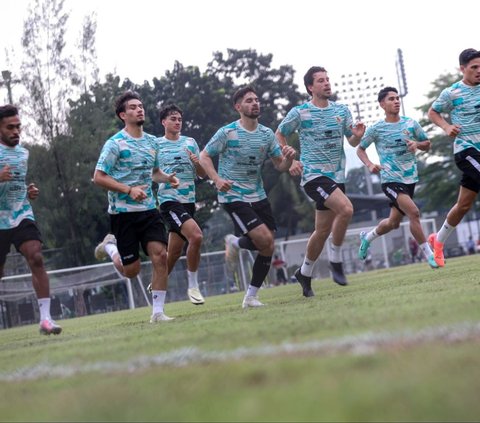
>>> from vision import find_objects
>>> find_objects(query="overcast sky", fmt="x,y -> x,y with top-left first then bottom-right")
0,0 -> 476,167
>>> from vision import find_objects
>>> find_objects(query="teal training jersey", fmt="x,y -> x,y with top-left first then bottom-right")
95,130 -> 159,214
0,144 -> 35,229
277,101 -> 353,185
204,120 -> 281,203
360,117 -> 428,184
156,135 -> 200,204
431,81 -> 480,154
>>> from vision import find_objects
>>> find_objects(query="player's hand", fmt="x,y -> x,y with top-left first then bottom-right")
444,124 -> 461,137
281,145 -> 297,161
27,183 -> 39,200
405,138 -> 417,153
214,177 -> 233,192
167,172 -> 180,188
185,148 -> 200,165
289,159 -> 303,176
0,165 -> 12,182
128,185 -> 149,201
352,121 -> 366,138
367,163 -> 382,174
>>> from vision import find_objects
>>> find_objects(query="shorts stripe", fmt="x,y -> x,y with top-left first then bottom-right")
386,187 -> 398,199
232,212 -> 248,234
316,186 -> 329,200
169,211 -> 182,227
466,155 -> 480,174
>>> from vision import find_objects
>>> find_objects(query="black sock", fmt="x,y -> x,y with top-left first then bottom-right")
239,236 -> 257,251
250,255 -> 272,288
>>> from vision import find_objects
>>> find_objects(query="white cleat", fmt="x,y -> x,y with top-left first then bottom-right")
224,234 -> 239,265
242,295 -> 265,308
150,312 -> 175,323
39,318 -> 62,335
94,234 -> 116,261
187,287 -> 205,305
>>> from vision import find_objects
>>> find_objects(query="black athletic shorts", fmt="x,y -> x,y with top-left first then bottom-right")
0,219 -> 42,266
160,201 -> 196,241
381,182 -> 416,215
223,198 -> 276,236
303,176 -> 346,210
455,147 -> 480,193
110,209 -> 167,265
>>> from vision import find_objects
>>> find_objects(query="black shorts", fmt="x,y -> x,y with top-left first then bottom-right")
110,209 -> 167,265
381,182 -> 416,215
223,199 -> 276,236
160,201 -> 195,241
0,219 -> 42,266
304,176 -> 346,211
455,148 -> 480,193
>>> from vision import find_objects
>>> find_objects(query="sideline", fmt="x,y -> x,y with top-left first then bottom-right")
2,321 -> 479,382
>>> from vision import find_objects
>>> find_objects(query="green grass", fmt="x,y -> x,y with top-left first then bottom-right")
1,255 -> 480,422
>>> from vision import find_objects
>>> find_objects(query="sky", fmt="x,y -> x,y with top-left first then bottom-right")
0,0 -> 476,167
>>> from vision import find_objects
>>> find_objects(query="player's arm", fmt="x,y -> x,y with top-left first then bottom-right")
199,150 -> 232,192
185,148 -> 207,178
275,130 -> 303,176
93,169 -> 147,201
347,122 -> 366,147
357,146 -> 381,174
271,145 -> 296,172
427,107 -> 461,137
152,168 -> 179,187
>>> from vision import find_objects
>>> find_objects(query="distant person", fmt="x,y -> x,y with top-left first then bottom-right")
357,87 -> 438,269
200,85 -> 296,308
0,105 -> 62,335
408,237 -> 419,263
147,103 -> 207,305
272,254 -> 288,285
276,66 -> 365,297
93,91 -> 179,323
466,236 -> 476,255
427,48 -> 480,267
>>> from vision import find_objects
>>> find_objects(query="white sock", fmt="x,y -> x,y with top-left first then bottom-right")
366,228 -> 380,243
420,242 -> 433,259
300,257 -> 314,277
38,298 -> 51,321
246,285 -> 259,297
232,236 -> 240,248
328,243 -> 343,263
105,243 -> 119,260
152,290 -> 166,314
187,270 -> 199,289
437,221 -> 455,244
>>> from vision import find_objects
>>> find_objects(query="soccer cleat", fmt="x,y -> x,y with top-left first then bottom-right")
94,233 -> 116,261
150,312 -> 175,323
39,319 -> 62,335
147,283 -> 152,294
224,234 -> 239,265
427,253 -> 439,269
329,261 -> 348,286
358,231 -> 370,260
242,295 -> 265,308
294,268 -> 314,297
187,287 -> 205,305
428,233 -> 445,267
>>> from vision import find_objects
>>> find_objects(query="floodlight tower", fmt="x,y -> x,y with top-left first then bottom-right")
0,70 -> 20,104
395,48 -> 408,116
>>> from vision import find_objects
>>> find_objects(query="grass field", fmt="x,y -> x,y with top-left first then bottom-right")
1,255 -> 480,422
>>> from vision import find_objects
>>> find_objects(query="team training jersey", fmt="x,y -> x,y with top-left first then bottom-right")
0,144 -> 35,230
156,135 -> 200,204
359,117 -> 428,184
204,120 -> 281,203
431,81 -> 480,154
95,130 -> 159,214
277,101 -> 353,185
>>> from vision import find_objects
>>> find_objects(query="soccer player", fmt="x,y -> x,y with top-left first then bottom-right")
427,48 -> 480,267
200,85 -> 296,308
93,91 -> 179,323
148,103 -> 207,305
0,105 -> 62,335
276,66 -> 365,297
356,87 -> 438,269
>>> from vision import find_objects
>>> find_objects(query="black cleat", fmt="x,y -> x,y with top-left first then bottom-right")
329,261 -> 348,286
294,268 -> 315,297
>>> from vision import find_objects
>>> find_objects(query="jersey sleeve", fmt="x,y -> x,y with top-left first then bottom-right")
360,125 -> 376,149
277,108 -> 301,137
431,88 -> 453,114
95,138 -> 119,175
204,128 -> 227,157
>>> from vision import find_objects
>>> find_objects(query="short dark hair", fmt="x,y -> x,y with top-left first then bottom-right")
0,104 -> 19,122
303,66 -> 327,95
232,85 -> 257,105
459,48 -> 480,66
115,91 -> 142,121
159,103 -> 183,121
377,86 -> 398,103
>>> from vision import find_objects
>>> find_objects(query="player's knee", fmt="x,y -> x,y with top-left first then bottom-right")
188,231 -> 203,248
150,247 -> 167,266
27,251 -> 45,270
123,261 -> 141,278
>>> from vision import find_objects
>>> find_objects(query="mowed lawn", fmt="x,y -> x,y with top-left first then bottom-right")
1,255 -> 479,422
